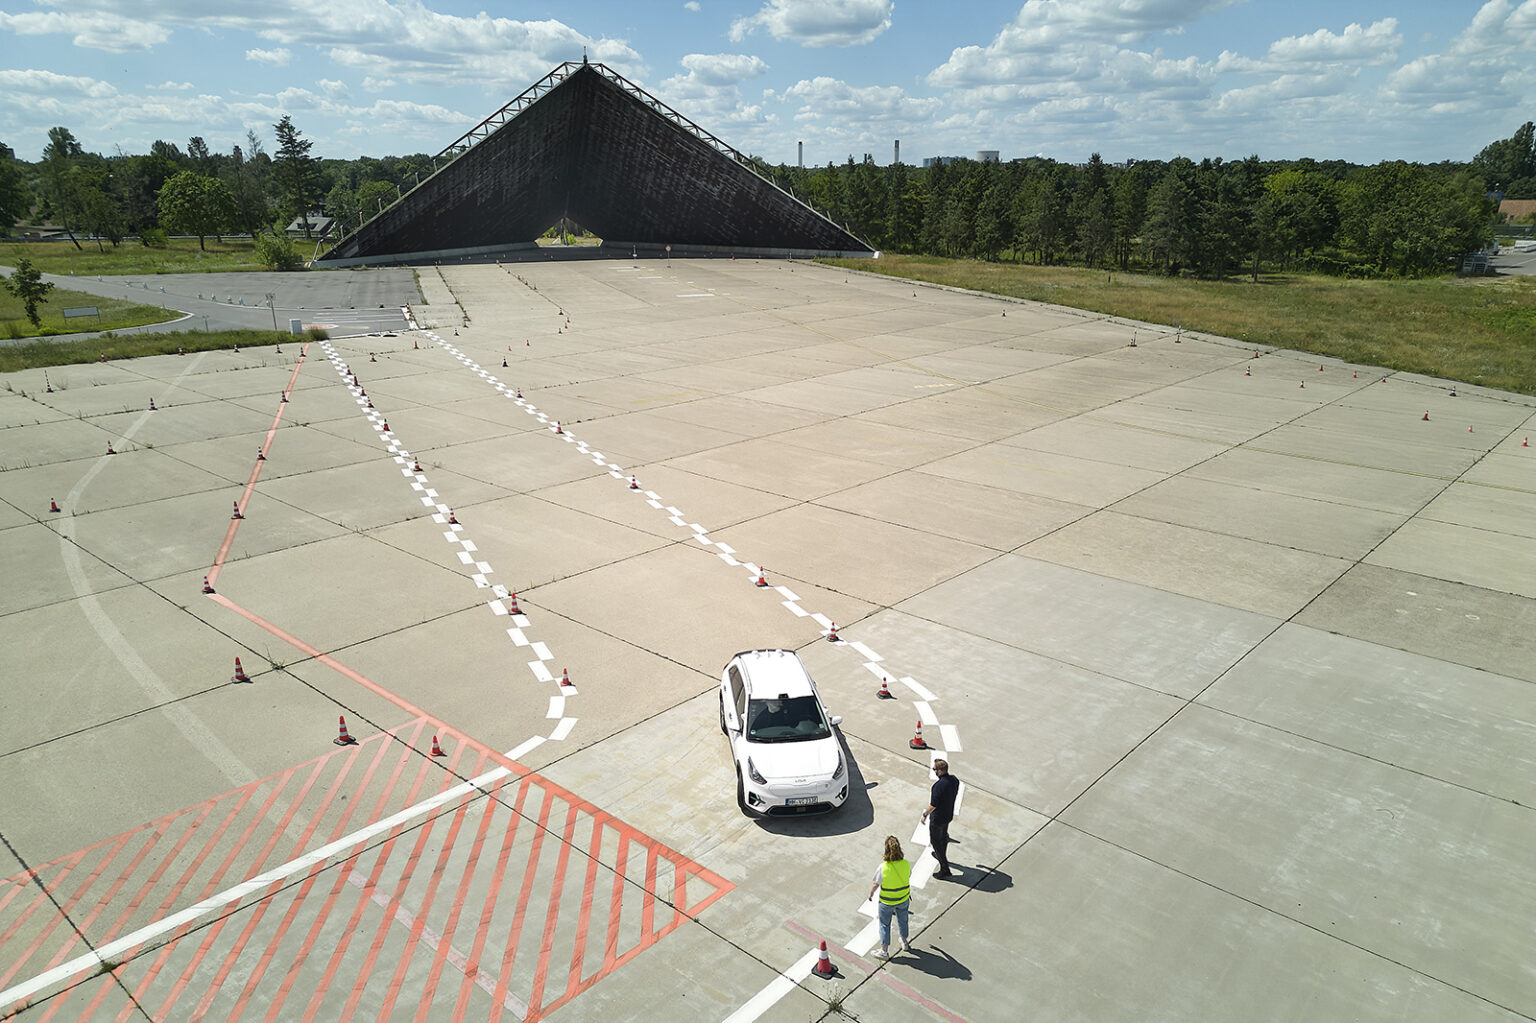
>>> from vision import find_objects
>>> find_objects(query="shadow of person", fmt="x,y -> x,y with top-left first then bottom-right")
938,864 -> 1013,895
898,943 -> 971,981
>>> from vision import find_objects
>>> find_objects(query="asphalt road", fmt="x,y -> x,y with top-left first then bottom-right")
3,266 -> 419,340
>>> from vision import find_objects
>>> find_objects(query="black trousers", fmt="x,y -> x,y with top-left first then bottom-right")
929,816 -> 953,872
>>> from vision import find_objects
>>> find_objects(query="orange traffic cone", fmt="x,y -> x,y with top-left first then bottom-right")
629,476 -> 639,490
106,442 -> 116,455
382,420 -> 389,431
280,391 -> 288,403
827,622 -> 839,642
202,575 -> 214,594
257,448 -> 265,460
909,720 -> 928,750
370,353 -> 376,362
412,459 -> 423,472
505,591 -> 521,614
560,668 -> 574,689
413,339 -> 419,349
1245,367 -> 1250,376
448,509 -> 458,524
812,939 -> 835,977
502,358 -> 508,367
49,499 -> 60,513
1422,411 -> 1430,421
148,398 -> 157,410
231,501 -> 243,519
430,735 -> 446,757
755,568 -> 768,587
1524,438 -> 1529,447
334,716 -> 358,745
877,677 -> 895,699
233,657 -> 250,683
554,421 -> 564,434
515,388 -> 522,398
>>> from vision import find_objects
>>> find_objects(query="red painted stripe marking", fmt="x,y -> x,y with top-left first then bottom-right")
638,844 -> 660,953
235,732 -> 397,1022
207,342 -> 309,586
375,751 -> 488,1022
410,777 -> 516,1023
564,814 -> 607,994
0,852 -> 88,986
448,780 -> 525,1023
601,835 -> 629,974
525,802 -> 582,1018
32,820 -> 169,978
340,739 -> 472,1021
296,719 -> 431,1022
181,757 -> 335,1023
483,782 -> 555,1020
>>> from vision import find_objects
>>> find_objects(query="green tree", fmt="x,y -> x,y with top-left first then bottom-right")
1473,121 -> 1535,191
1143,163 -> 1198,273
1111,164 -> 1147,269
227,132 -> 272,237
274,115 -> 322,238
0,146 -> 29,229
2,257 -> 55,328
40,126 -> 85,249
157,171 -> 236,250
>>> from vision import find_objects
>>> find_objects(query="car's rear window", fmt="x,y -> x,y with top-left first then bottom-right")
746,696 -> 830,742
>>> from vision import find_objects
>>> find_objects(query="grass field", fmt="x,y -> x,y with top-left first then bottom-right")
825,254 -> 1536,396
0,238 -> 269,276
1,285 -> 175,339
0,328 -> 327,375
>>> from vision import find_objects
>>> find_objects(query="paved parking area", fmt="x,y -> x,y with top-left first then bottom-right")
1,258 -> 1532,1021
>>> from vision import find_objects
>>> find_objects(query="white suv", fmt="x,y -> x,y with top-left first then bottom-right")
719,649 -> 848,817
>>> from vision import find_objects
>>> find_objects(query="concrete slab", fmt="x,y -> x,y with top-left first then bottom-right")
0,520 -> 136,616
663,435 -> 896,502
1063,706 -> 1535,1018
1366,518 -> 1536,599
921,443 -> 1168,506
1297,564 -> 1536,683
898,556 -> 1276,698
1023,511 -> 1352,618
1199,623 -> 1536,806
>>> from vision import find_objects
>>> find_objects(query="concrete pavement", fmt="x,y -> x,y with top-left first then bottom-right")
0,257 -> 1532,1022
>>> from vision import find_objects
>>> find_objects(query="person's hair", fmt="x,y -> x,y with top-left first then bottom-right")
934,759 -> 949,774
883,835 -> 903,862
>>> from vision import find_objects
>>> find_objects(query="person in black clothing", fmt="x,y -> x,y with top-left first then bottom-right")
922,759 -> 960,878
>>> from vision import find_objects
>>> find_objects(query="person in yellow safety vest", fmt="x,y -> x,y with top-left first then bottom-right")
866,835 -> 912,959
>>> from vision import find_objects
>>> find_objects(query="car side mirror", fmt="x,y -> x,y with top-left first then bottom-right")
830,715 -> 843,727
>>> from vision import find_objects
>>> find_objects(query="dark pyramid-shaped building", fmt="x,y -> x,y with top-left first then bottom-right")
318,60 -> 875,266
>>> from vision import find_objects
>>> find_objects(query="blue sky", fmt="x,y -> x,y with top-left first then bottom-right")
1,0 -> 1532,167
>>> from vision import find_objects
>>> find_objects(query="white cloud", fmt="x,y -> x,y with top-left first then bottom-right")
153,81 -> 195,91
684,1 -> 701,9
246,47 -> 292,66
316,78 -> 350,99
0,9 -> 168,51
1216,19 -> 1400,73
0,68 -> 119,99
678,53 -> 770,87
730,0 -> 893,48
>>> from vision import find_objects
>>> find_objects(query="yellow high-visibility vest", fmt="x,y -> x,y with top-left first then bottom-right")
879,859 -> 911,905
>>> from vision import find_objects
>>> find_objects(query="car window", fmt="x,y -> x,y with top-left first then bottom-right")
729,665 -> 746,720
746,696 -> 831,743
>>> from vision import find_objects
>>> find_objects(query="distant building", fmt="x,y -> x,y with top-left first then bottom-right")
1498,198 -> 1536,223
975,150 -> 999,163
922,156 -> 963,168
285,212 -> 336,239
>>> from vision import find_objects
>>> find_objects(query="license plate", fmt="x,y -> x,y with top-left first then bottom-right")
786,796 -> 819,806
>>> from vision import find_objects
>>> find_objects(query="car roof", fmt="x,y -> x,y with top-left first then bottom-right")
732,649 -> 815,699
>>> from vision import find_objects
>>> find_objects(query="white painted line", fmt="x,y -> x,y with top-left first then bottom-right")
668,515 -> 686,526
457,551 -> 474,565
953,780 -> 966,819
421,496 -> 436,507
720,949 -> 819,1023
475,561 -> 492,573
714,542 -> 735,554
915,702 -> 938,726
694,534 -> 714,546
863,661 -> 888,680
850,642 -> 880,662
425,489 -> 438,498
783,602 -> 807,617
810,613 -> 832,630
666,506 -> 682,516
460,540 -> 477,552
899,676 -> 937,703
939,724 -> 962,752
846,919 -> 880,956
549,717 -> 577,741
689,523 -> 707,534
719,553 -> 740,567
646,499 -> 663,509
547,696 -> 565,719
774,585 -> 800,602
472,574 -> 489,588
508,735 -> 544,760
489,600 -> 508,616
507,628 -> 530,646
530,642 -> 553,661
911,821 -> 930,847
491,585 -> 510,599
528,661 -> 554,683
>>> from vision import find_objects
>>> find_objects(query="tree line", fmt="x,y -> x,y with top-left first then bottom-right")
1,117 -> 1530,278
760,119 -> 1531,277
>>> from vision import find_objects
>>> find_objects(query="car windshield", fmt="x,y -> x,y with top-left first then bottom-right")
746,696 -> 831,743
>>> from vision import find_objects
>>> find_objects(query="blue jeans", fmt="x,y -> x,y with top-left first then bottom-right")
877,899 -> 909,947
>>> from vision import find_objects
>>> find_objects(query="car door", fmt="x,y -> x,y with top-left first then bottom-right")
726,663 -> 746,732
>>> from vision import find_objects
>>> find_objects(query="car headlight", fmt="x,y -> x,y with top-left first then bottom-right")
832,751 -> 845,780
747,757 -> 766,785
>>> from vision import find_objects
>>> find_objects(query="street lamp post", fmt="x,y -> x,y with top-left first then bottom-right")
265,293 -> 277,330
